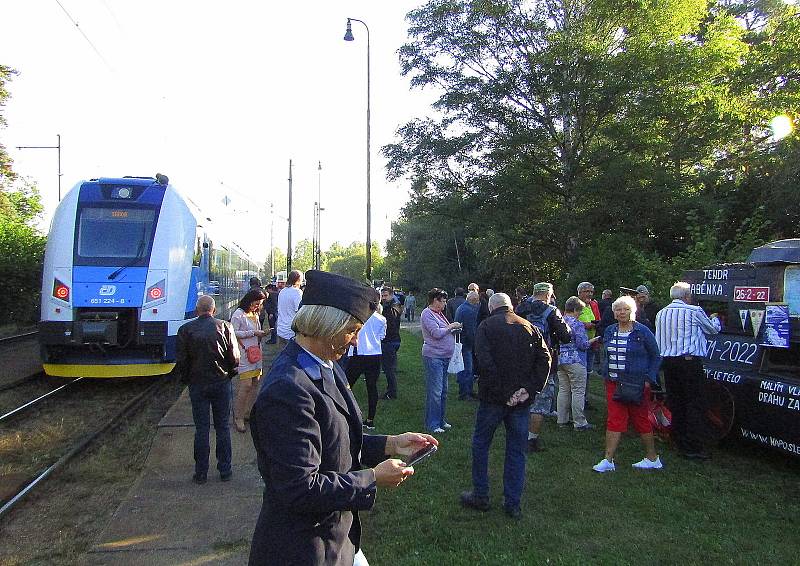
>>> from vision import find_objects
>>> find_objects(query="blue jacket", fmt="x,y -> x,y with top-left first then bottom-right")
602,322 -> 662,385
455,301 -> 480,350
249,340 -> 387,566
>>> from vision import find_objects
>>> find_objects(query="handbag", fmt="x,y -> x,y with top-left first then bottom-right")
245,344 -> 262,364
447,333 -> 465,374
612,375 -> 645,405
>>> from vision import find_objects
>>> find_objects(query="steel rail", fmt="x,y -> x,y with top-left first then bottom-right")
0,378 -> 163,520
0,331 -> 38,346
0,377 -> 84,424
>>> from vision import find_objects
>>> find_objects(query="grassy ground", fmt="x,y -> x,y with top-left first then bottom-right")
350,330 -> 798,566
0,378 -> 184,565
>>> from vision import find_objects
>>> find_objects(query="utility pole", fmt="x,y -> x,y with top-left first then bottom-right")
287,160 -> 293,274
270,202 -> 275,279
316,161 -> 322,270
312,201 -> 318,271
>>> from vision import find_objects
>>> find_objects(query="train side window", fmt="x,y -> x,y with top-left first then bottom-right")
785,266 -> 800,317
193,236 -> 202,267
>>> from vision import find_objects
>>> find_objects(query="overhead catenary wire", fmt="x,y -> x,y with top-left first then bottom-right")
53,0 -> 115,73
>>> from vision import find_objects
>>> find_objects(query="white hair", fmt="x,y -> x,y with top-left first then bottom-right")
577,281 -> 594,292
488,292 -> 512,311
466,291 -> 480,303
670,282 -> 691,300
611,295 -> 637,321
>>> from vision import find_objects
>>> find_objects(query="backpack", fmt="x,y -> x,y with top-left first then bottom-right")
525,300 -> 554,347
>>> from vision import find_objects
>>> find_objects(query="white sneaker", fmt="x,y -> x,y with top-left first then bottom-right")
592,458 -> 616,473
432,427 -> 446,434
632,456 -> 663,470
442,422 -> 452,430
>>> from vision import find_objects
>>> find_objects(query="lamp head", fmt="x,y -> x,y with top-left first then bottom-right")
344,19 -> 354,41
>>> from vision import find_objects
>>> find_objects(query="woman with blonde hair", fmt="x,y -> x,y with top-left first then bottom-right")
249,270 -> 437,565
593,295 -> 662,472
231,288 -> 266,432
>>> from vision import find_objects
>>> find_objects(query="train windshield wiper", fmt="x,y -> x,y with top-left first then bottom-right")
108,232 -> 147,280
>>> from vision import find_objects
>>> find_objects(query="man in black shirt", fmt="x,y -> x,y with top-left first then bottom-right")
635,285 -> 661,333
380,287 -> 403,399
445,287 -> 466,321
264,283 -> 279,344
176,295 -> 240,484
461,292 -> 550,518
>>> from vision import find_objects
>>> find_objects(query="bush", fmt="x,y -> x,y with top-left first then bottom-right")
0,217 -> 45,324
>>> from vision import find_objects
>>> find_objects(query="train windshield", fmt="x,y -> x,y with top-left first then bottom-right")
76,207 -> 156,263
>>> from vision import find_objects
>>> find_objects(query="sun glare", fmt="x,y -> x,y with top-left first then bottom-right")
770,115 -> 794,140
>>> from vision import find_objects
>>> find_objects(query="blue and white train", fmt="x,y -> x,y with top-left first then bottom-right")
39,175 -> 260,378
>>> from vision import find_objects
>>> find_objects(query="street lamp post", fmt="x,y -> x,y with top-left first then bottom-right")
344,18 -> 372,283
312,200 -> 318,270
16,134 -> 62,201
287,159 -> 293,274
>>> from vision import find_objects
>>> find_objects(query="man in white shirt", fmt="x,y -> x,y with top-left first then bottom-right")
276,270 -> 303,346
655,282 -> 719,460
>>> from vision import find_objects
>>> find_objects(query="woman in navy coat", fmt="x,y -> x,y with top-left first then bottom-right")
249,270 -> 437,566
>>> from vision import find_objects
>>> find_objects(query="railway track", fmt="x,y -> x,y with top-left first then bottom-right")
0,330 -> 38,346
0,376 -> 165,521
0,377 -> 83,423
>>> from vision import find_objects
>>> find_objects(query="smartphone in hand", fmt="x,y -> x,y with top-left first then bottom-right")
403,444 -> 438,467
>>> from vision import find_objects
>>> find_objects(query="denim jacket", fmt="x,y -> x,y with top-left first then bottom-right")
601,321 -> 661,384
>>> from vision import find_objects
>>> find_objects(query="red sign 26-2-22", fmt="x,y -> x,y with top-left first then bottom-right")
733,286 -> 770,302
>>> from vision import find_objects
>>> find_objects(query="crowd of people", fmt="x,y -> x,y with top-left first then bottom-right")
174,269 -> 721,564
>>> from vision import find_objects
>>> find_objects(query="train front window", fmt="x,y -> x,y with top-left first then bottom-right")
77,207 -> 155,262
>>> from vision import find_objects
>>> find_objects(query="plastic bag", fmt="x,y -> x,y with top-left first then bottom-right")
447,336 -> 464,374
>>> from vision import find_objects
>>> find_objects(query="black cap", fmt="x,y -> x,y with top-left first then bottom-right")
302,270 -> 379,323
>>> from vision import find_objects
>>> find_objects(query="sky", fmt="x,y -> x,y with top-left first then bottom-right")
1,1 -> 439,262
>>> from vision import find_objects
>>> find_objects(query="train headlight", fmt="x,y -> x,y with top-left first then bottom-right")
53,279 -> 70,302
111,186 -> 134,199
145,280 -> 166,304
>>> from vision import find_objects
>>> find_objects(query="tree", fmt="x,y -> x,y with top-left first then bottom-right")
0,64 -> 46,325
383,0 -> 798,295
291,239 -> 315,272
0,65 -> 18,185
322,241 -> 386,283
264,246 -> 287,280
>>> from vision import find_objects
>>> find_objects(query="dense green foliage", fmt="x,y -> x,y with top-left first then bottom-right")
266,239 -> 389,283
0,65 -> 46,326
383,0 -> 799,303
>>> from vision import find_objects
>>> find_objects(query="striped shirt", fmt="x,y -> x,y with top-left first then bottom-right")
607,331 -> 630,379
655,299 -> 719,357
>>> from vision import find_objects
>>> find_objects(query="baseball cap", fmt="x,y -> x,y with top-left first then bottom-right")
635,285 -> 650,295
